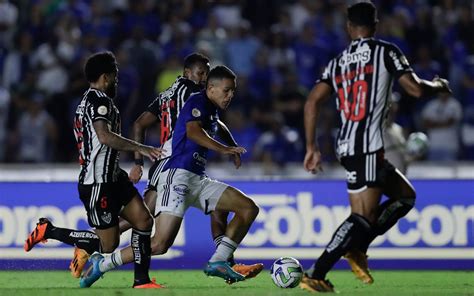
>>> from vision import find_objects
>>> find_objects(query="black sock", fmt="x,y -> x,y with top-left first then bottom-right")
47,225 -> 100,255
311,214 -> 372,280
132,228 -> 152,286
359,198 -> 415,253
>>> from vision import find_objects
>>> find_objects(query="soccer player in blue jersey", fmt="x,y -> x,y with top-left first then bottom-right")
80,65 -> 259,285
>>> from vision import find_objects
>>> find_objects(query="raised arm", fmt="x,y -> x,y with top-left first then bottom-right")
303,82 -> 332,173
398,73 -> 451,98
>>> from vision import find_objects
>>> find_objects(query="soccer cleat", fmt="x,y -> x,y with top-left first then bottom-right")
299,274 -> 335,293
133,278 -> 165,289
70,247 -> 90,278
232,263 -> 264,279
79,252 -> 104,288
344,250 -> 374,284
204,261 -> 246,284
24,218 -> 51,252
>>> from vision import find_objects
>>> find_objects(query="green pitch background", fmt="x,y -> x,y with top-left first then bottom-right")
0,270 -> 472,295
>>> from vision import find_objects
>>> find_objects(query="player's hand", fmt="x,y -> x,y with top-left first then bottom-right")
138,145 -> 166,161
231,152 -> 242,169
303,149 -> 323,174
433,76 -> 452,94
129,164 -> 143,184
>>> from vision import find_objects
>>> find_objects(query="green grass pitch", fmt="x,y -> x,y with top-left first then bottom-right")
0,270 -> 472,296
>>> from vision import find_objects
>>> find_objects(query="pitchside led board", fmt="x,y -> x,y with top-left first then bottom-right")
0,180 -> 473,270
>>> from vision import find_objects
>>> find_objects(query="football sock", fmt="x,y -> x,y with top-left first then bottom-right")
99,250 -> 123,273
360,197 -> 415,253
131,228 -> 152,286
209,236 -> 238,263
310,214 -> 372,280
213,234 -> 236,266
47,226 -> 100,255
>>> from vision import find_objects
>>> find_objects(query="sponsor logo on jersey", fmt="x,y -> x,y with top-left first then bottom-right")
173,184 -> 190,196
346,171 -> 357,184
339,47 -> 371,67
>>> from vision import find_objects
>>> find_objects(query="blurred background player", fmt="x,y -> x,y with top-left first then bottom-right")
80,65 -> 260,286
24,51 -> 165,288
302,2 -> 452,292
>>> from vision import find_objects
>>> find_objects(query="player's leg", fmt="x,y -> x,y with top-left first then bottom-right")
359,166 -> 416,254
200,181 -> 259,283
118,160 -> 163,233
24,217 -> 100,254
210,210 -> 264,278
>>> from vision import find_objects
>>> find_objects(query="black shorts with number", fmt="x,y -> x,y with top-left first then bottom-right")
78,169 -> 139,229
340,149 -> 395,193
144,157 -> 169,194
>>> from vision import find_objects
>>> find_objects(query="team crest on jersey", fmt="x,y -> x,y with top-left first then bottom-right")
192,108 -> 201,117
101,212 -> 112,224
97,105 -> 108,115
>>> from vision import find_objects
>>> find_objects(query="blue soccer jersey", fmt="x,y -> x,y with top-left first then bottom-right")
164,91 -> 219,175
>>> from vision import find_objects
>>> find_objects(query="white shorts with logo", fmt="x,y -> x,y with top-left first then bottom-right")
156,168 -> 228,217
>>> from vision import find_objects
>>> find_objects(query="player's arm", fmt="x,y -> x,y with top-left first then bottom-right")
217,119 -> 244,168
398,73 -> 452,98
93,120 -> 164,161
130,111 -> 159,183
186,121 -> 246,156
304,82 -> 332,174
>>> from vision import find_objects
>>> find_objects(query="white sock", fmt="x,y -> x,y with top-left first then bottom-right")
99,250 -> 123,272
209,236 -> 238,263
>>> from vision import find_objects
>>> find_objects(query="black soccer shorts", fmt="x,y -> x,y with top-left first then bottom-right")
78,169 -> 139,229
339,149 -> 395,193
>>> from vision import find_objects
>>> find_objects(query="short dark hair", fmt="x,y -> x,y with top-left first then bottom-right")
206,65 -> 236,87
184,53 -> 210,70
347,1 -> 378,28
84,51 -> 117,83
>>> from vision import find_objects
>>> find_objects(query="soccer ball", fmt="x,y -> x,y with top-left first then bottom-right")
270,257 -> 304,288
405,132 -> 429,158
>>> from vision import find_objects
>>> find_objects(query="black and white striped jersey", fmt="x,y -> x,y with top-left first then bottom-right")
74,88 -> 121,184
319,37 -> 413,157
146,76 -> 202,157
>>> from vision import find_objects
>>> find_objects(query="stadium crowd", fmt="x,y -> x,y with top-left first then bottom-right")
0,0 -> 473,166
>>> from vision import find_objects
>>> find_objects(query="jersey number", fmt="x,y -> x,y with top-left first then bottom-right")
160,111 -> 170,145
337,80 -> 368,121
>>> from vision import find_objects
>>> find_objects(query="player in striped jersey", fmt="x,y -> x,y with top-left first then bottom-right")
301,2 -> 452,292
25,52 -> 165,289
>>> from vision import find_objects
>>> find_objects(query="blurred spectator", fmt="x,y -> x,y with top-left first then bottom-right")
0,0 -> 18,46
225,20 -> 261,77
292,22 -> 329,90
254,112 -> 303,174
421,93 -> 462,161
15,93 -> 57,162
196,13 -> 228,65
212,0 -> 242,29
0,86 -> 10,161
2,31 -> 34,89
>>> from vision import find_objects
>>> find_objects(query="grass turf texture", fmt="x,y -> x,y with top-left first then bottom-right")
0,270 -> 472,295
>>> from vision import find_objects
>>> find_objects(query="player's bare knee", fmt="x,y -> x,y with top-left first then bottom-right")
101,240 -> 119,253
135,214 -> 153,231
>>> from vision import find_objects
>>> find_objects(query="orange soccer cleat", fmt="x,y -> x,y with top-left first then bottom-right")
299,274 -> 336,293
133,278 -> 165,289
344,250 -> 374,284
24,218 -> 51,252
232,263 -> 264,279
70,247 -> 90,278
